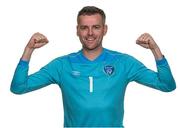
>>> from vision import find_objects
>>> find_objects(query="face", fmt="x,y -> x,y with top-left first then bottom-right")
77,14 -> 107,51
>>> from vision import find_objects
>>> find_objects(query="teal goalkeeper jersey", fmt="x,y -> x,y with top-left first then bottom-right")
11,48 -> 176,127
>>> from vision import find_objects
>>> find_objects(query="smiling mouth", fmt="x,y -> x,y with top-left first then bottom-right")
86,37 -> 96,42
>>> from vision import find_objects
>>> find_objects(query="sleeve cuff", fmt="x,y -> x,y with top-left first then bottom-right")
156,56 -> 168,65
18,59 -> 29,66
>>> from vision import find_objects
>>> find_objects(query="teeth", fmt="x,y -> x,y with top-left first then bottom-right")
87,38 -> 95,41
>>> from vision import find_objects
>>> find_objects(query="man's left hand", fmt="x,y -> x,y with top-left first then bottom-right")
136,33 -> 158,50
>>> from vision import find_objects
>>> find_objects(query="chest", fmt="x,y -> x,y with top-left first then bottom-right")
60,62 -> 128,108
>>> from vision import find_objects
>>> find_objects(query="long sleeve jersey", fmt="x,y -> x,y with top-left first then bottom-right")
11,48 -> 176,127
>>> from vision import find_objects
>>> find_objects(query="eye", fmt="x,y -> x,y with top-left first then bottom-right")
80,26 -> 87,30
94,25 -> 101,29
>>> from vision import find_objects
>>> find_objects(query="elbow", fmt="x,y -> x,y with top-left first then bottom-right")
10,85 -> 26,95
10,88 -> 24,95
167,85 -> 176,92
162,87 -> 176,92
161,83 -> 176,92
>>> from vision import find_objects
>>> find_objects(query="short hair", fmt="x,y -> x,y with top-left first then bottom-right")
77,6 -> 106,24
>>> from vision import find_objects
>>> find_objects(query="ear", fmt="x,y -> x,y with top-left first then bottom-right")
103,25 -> 108,35
76,25 -> 79,36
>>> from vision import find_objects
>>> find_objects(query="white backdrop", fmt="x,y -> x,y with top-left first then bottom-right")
0,0 -> 179,128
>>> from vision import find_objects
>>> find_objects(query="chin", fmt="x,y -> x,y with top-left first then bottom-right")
85,45 -> 102,51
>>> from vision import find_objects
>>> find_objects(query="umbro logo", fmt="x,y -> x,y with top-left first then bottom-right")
71,71 -> 81,76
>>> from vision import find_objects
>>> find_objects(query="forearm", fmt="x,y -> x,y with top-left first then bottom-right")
150,46 -> 163,60
155,58 -> 176,92
11,60 -> 29,94
21,47 -> 34,61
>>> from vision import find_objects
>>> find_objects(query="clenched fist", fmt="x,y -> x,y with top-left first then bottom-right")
26,32 -> 49,49
136,33 -> 163,60
22,32 -> 49,61
136,33 -> 158,50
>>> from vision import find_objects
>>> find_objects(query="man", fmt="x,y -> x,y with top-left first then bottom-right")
11,6 -> 176,127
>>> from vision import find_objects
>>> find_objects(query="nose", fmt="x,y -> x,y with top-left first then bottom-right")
88,28 -> 93,36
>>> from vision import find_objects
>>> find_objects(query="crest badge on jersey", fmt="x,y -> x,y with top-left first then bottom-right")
104,65 -> 114,76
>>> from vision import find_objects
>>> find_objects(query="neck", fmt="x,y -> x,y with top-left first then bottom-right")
82,47 -> 103,61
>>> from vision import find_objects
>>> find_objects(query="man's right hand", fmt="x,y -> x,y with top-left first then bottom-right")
21,32 -> 49,61
26,32 -> 49,49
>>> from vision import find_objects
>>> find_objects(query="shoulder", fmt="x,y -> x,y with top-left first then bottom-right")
104,48 -> 136,61
104,48 -> 144,67
50,50 -> 81,63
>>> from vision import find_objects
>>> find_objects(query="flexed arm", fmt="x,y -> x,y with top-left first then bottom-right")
127,33 -> 176,92
11,33 -> 58,94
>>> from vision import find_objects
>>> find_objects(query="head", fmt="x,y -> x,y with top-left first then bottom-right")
77,6 -> 107,51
